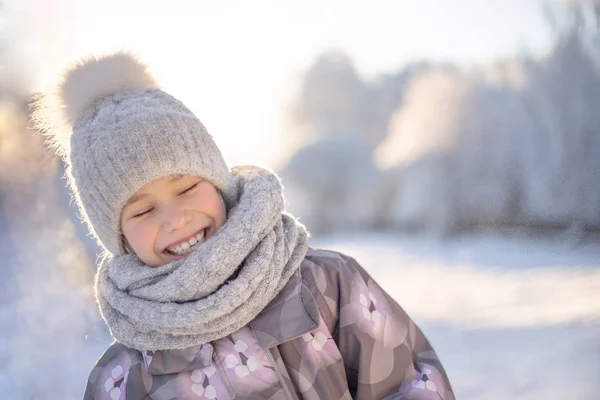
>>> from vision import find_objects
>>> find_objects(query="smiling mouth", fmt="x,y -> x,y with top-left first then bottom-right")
164,228 -> 208,256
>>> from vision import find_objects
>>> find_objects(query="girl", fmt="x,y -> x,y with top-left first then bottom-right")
35,52 -> 454,400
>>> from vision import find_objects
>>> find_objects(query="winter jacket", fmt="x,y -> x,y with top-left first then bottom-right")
84,248 -> 454,399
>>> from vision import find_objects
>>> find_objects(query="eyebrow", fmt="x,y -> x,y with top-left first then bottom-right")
124,192 -> 149,208
124,175 -> 185,208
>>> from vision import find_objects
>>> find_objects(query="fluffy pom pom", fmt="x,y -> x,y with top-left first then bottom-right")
32,51 -> 157,156
60,51 -> 157,123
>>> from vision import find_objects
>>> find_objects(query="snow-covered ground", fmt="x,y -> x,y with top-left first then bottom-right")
1,231 -> 599,399
312,231 -> 600,400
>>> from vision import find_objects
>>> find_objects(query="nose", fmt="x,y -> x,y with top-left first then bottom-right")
162,205 -> 192,233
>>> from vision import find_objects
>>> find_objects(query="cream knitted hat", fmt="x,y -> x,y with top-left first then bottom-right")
33,52 -> 236,256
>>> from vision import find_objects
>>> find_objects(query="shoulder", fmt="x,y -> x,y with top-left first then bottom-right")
301,247 -> 368,289
304,247 -> 354,265
299,248 -> 368,327
84,341 -> 143,400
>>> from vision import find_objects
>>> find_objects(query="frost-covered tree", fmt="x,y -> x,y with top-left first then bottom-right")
286,50 -> 428,150
375,67 -> 528,233
290,51 -> 365,140
280,136 -> 383,234
519,29 -> 600,229
282,2 -> 600,235
281,54 -> 431,233
375,32 -> 600,233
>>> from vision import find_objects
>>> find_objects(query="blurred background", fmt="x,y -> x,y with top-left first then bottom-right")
1,0 -> 600,398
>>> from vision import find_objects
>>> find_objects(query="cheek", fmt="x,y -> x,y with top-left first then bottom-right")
123,220 -> 157,251
212,195 -> 227,225
210,194 -> 227,223
190,186 -> 227,223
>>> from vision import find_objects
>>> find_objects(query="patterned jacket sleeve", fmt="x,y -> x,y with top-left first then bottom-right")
304,250 -> 455,400
83,341 -> 141,400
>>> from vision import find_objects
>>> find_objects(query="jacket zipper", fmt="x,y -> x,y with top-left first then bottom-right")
266,349 -> 294,400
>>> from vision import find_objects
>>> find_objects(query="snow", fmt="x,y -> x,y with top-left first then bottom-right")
311,231 -> 600,399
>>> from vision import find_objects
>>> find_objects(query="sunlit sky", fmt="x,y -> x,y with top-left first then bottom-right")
5,0 -> 563,167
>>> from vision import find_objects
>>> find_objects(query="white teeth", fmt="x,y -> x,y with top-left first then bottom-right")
167,230 -> 206,255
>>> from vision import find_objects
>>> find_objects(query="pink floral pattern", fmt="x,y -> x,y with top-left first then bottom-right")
411,368 -> 438,392
288,316 -> 345,393
186,365 -> 229,400
340,272 -> 408,349
212,327 -> 278,396
177,364 -> 230,400
99,354 -> 133,400
393,363 -> 447,400
299,316 -> 342,370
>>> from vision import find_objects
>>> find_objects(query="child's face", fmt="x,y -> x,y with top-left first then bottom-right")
120,175 -> 226,266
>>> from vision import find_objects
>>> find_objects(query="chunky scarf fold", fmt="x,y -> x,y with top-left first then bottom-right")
95,166 -> 308,351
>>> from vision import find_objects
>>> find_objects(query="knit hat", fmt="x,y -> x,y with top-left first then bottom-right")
33,52 -> 237,256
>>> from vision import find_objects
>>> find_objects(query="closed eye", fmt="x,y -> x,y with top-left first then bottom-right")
132,208 -> 154,218
179,182 -> 198,195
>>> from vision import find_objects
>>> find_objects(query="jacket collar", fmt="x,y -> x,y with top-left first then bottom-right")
144,261 -> 319,375
250,263 -> 320,348
142,343 -> 213,375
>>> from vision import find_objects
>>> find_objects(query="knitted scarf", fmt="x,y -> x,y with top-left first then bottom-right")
94,166 -> 308,351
